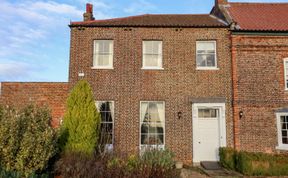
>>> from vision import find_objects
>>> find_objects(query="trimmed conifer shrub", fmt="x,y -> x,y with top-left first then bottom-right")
61,80 -> 100,155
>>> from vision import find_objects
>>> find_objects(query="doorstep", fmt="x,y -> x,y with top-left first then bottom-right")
199,162 -> 242,177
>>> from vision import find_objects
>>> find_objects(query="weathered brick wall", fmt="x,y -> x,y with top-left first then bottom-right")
69,27 -> 233,163
0,82 -> 68,128
232,35 -> 288,153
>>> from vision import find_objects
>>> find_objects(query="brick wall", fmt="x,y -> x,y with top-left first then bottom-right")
232,34 -> 288,153
0,82 -> 68,128
69,27 -> 233,162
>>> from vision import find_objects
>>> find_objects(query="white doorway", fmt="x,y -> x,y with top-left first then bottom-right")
192,103 -> 226,163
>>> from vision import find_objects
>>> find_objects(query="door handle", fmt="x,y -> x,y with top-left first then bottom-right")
198,142 -> 201,144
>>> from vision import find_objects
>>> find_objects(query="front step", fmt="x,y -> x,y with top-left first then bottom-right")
200,161 -> 222,170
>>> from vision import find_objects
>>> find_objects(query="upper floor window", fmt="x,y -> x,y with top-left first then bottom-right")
93,40 -> 113,69
142,41 -> 163,69
196,41 -> 217,69
140,101 -> 165,151
276,113 -> 288,150
284,58 -> 288,90
96,101 -> 114,149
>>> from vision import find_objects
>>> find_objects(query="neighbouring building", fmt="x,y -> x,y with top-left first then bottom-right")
212,1 -> 288,153
0,0 -> 287,164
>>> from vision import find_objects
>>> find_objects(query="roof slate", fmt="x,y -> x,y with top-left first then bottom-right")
70,14 -> 227,27
225,3 -> 288,31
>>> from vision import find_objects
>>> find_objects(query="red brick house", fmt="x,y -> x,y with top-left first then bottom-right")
0,0 -> 287,164
212,1 -> 288,153
68,2 -> 233,163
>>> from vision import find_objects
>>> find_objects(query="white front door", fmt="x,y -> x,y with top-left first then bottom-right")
192,103 -> 226,163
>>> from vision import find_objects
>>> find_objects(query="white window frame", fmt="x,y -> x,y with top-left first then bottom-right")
139,101 -> 165,152
276,112 -> 288,150
95,101 -> 115,150
142,41 -> 163,70
196,41 -> 218,70
283,58 -> 288,90
92,40 -> 114,69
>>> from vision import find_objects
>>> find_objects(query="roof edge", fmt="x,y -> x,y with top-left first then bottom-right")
69,24 -> 228,28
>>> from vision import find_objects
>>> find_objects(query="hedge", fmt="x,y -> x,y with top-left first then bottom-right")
219,147 -> 288,176
219,147 -> 236,170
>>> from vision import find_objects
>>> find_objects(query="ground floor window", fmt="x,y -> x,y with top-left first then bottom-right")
96,101 -> 114,149
276,113 -> 288,150
140,101 -> 165,150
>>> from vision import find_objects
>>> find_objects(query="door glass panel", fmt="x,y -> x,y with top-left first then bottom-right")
198,108 -> 218,118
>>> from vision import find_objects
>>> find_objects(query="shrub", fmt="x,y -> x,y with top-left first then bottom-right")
54,151 -> 105,178
55,149 -> 179,178
61,80 -> 101,155
0,105 -> 3,119
0,166 -> 50,178
0,107 -> 23,171
141,148 -> 175,169
0,105 -> 57,177
219,147 -> 236,170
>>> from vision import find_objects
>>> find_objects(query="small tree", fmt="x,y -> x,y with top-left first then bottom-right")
61,80 -> 100,155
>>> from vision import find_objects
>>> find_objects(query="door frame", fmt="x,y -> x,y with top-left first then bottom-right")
192,103 -> 227,163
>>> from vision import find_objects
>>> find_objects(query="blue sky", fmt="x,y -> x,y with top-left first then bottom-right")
0,0 -> 287,82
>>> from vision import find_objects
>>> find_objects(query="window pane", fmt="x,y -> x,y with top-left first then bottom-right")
144,54 -> 159,67
197,42 -> 215,51
281,116 -> 285,122
141,123 -> 149,134
143,41 -> 153,54
154,41 -> 162,54
96,54 -> 110,66
101,123 -> 113,133
206,54 -> 216,67
282,130 -> 287,137
102,41 -> 111,53
282,137 -> 288,144
196,54 -> 215,67
141,134 -> 148,144
148,134 -> 163,145
282,122 -> 287,130
100,112 -> 106,122
196,54 -> 207,67
148,102 -> 162,123
106,112 -> 113,122
148,123 -> 164,133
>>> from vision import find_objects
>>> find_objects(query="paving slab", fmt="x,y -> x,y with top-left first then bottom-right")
180,168 -> 208,178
